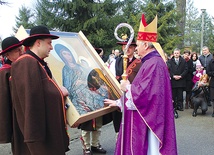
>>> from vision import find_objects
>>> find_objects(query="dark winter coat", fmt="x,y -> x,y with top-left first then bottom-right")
167,56 -> 188,88
185,59 -> 194,91
11,53 -> 69,155
199,53 -> 213,69
207,59 -> 214,88
191,82 -> 209,112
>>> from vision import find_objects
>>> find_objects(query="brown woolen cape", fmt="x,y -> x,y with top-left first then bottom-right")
10,54 -> 69,155
0,64 -> 13,143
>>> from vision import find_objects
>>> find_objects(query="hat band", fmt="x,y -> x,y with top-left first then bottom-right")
137,32 -> 157,42
1,43 -> 22,55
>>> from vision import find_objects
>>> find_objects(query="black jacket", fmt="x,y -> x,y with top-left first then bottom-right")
199,53 -> 213,70
167,56 -> 188,88
207,59 -> 214,88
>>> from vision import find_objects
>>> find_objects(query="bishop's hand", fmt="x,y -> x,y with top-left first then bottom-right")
120,80 -> 130,91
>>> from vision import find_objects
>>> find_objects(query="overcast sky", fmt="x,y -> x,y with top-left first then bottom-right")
0,0 -> 213,40
0,0 -> 34,39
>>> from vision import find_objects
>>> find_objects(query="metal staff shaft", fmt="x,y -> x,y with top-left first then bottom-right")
114,23 -> 134,155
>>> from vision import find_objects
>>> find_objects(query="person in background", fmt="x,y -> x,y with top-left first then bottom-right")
10,25 -> 69,155
206,53 -> 214,117
191,74 -> 209,117
167,48 -> 188,112
107,49 -> 121,76
114,49 -> 121,59
191,52 -> 199,74
106,51 -> 115,68
105,14 -> 177,155
0,37 -> 23,152
192,61 -> 206,84
95,48 -> 108,62
111,49 -> 115,55
199,46 -> 212,106
199,46 -> 213,72
107,49 -> 115,63
166,52 -> 179,117
183,50 -> 194,109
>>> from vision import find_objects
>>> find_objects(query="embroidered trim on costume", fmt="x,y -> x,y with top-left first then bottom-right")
126,59 -> 141,75
0,64 -> 11,71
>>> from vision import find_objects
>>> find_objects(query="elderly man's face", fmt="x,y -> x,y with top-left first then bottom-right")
202,48 -> 209,55
114,49 -> 120,56
136,40 -> 147,58
173,50 -> 180,58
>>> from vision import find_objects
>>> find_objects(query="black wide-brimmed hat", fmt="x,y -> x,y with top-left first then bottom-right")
0,36 -> 23,55
116,34 -> 136,46
22,25 -> 59,46
94,47 -> 103,54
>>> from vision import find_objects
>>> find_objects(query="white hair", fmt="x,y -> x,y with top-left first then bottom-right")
114,49 -> 120,53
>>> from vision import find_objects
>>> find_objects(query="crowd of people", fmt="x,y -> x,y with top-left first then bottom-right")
2,13 -> 213,155
166,46 -> 214,118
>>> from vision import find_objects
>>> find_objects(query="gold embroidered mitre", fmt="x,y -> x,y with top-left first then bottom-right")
137,14 -> 158,42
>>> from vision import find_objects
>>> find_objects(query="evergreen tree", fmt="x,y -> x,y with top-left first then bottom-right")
121,0 -> 141,21
184,0 -> 200,52
13,5 -> 35,33
175,0 -> 186,49
111,0 -> 141,46
203,13 -> 214,52
34,0 -> 56,29
34,0 -> 124,54
12,0 -> 214,55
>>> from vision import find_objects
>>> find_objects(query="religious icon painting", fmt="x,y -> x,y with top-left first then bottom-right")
16,27 -> 122,126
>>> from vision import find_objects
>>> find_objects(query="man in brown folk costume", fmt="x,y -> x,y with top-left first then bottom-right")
10,26 -> 69,155
0,37 -> 23,151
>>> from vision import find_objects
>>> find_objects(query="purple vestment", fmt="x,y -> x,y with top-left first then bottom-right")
115,51 -> 177,155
